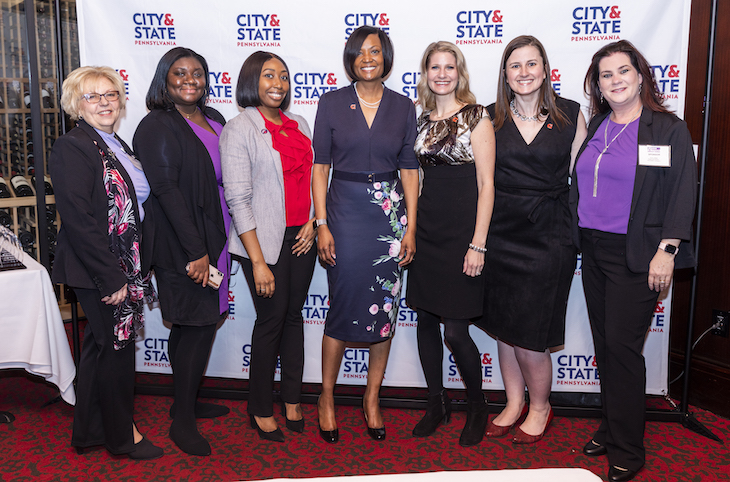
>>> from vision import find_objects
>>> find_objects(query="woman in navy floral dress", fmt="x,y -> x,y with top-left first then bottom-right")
312,26 -> 419,443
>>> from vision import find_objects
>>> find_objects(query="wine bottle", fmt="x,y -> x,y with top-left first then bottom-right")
10,175 -> 33,197
31,174 -> 53,195
0,177 -> 11,198
0,209 -> 12,228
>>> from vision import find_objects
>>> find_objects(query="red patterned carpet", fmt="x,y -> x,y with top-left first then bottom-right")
0,370 -> 728,482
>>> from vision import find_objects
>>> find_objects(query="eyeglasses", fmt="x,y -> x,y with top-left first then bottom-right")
81,91 -> 120,103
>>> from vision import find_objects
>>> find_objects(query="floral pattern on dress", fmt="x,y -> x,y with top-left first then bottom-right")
363,180 -> 407,338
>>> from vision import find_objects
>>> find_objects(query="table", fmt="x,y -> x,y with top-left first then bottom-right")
0,240 -> 76,405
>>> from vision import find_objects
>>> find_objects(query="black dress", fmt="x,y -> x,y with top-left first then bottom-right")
406,104 -> 489,319
477,97 -> 579,351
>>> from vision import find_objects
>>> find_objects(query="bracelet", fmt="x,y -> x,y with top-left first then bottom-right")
469,243 -> 487,254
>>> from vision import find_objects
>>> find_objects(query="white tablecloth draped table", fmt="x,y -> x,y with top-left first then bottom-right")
0,241 -> 76,405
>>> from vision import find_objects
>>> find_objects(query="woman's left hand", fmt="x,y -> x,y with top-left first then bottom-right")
398,231 -> 416,267
293,219 -> 317,257
463,249 -> 485,277
648,250 -> 675,292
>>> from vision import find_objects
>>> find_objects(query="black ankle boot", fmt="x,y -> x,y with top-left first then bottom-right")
459,398 -> 489,446
412,390 -> 452,437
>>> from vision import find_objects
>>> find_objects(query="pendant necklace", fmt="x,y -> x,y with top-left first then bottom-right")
592,107 -> 642,197
177,106 -> 198,119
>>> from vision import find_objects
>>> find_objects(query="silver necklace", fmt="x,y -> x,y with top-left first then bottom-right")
510,99 -> 541,122
592,107 -> 642,197
354,82 -> 382,108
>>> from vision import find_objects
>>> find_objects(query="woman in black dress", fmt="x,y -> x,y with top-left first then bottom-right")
406,41 -> 495,446
312,26 -> 419,443
479,36 -> 586,444
134,47 -> 230,457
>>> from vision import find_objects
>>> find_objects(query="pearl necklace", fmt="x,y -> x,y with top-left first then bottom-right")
354,82 -> 382,108
510,99 -> 541,122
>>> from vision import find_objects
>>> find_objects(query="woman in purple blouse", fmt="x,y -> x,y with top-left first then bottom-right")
570,40 -> 696,482
134,47 -> 230,457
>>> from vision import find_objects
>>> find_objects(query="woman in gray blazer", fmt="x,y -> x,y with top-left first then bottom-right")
220,51 -> 316,442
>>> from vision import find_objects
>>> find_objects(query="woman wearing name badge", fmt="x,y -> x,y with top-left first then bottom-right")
220,51 -> 316,443
478,35 -> 587,444
134,47 -> 231,457
312,25 -> 419,443
405,41 -> 496,446
51,66 -> 161,459
570,40 -> 696,482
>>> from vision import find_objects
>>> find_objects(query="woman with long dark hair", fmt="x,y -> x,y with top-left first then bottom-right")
134,47 -> 230,457
479,35 -> 586,444
571,40 -> 696,481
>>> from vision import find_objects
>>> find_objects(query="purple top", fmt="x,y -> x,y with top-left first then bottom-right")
313,85 -> 418,172
186,118 -> 230,313
96,129 -> 150,222
576,116 -> 639,234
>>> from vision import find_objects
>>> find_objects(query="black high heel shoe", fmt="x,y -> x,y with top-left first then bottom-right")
317,395 -> 339,443
459,398 -> 490,447
412,390 -> 451,437
280,402 -> 305,433
249,414 -> 285,443
363,400 -> 386,441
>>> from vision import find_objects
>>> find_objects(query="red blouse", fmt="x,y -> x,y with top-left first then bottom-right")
260,109 -> 313,227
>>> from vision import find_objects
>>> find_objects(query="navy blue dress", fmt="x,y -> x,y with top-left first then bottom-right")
313,85 -> 418,342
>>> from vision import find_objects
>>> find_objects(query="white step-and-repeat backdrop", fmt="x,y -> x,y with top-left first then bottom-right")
77,0 -> 691,395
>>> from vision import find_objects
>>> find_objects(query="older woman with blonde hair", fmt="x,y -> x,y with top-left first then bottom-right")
406,41 -> 496,446
51,66 -> 161,459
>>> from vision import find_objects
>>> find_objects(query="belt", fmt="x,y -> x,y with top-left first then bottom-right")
332,170 -> 398,183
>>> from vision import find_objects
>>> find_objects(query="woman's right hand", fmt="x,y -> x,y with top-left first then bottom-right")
102,283 -> 128,306
317,225 -> 336,267
253,263 -> 276,298
186,254 -> 210,287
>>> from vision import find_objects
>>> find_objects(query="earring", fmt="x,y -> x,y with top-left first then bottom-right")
639,83 -> 643,93
600,93 -> 604,103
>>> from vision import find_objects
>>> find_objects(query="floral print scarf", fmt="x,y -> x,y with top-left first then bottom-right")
97,140 -> 156,350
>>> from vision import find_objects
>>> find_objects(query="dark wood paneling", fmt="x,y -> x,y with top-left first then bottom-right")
670,0 -> 730,418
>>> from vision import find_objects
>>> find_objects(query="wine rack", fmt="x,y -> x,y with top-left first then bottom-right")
0,0 -> 79,265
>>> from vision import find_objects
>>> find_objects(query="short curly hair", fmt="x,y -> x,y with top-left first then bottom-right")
60,66 -> 126,121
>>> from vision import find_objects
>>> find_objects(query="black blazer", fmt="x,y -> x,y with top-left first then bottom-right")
132,107 -> 226,277
50,120 -> 153,296
569,108 -> 697,272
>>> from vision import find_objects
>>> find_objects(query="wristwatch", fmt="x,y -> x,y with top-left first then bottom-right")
658,242 -> 679,255
313,219 -> 327,230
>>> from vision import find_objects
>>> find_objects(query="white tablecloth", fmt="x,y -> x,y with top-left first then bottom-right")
0,242 -> 76,404
260,469 -> 602,482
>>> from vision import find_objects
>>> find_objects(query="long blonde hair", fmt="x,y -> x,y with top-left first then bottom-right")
417,41 -> 476,111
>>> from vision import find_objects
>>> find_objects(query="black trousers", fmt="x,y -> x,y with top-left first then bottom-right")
241,226 -> 316,417
71,288 -> 135,454
580,229 -> 659,471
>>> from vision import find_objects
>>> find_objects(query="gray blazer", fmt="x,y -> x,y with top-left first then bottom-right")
220,106 -> 312,265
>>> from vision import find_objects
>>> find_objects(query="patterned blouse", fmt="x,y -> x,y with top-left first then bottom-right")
414,104 -> 490,167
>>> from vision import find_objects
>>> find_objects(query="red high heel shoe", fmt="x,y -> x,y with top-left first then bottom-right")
485,404 -> 528,438
512,408 -> 554,444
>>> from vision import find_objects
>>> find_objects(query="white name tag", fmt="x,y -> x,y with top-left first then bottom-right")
638,145 -> 671,167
